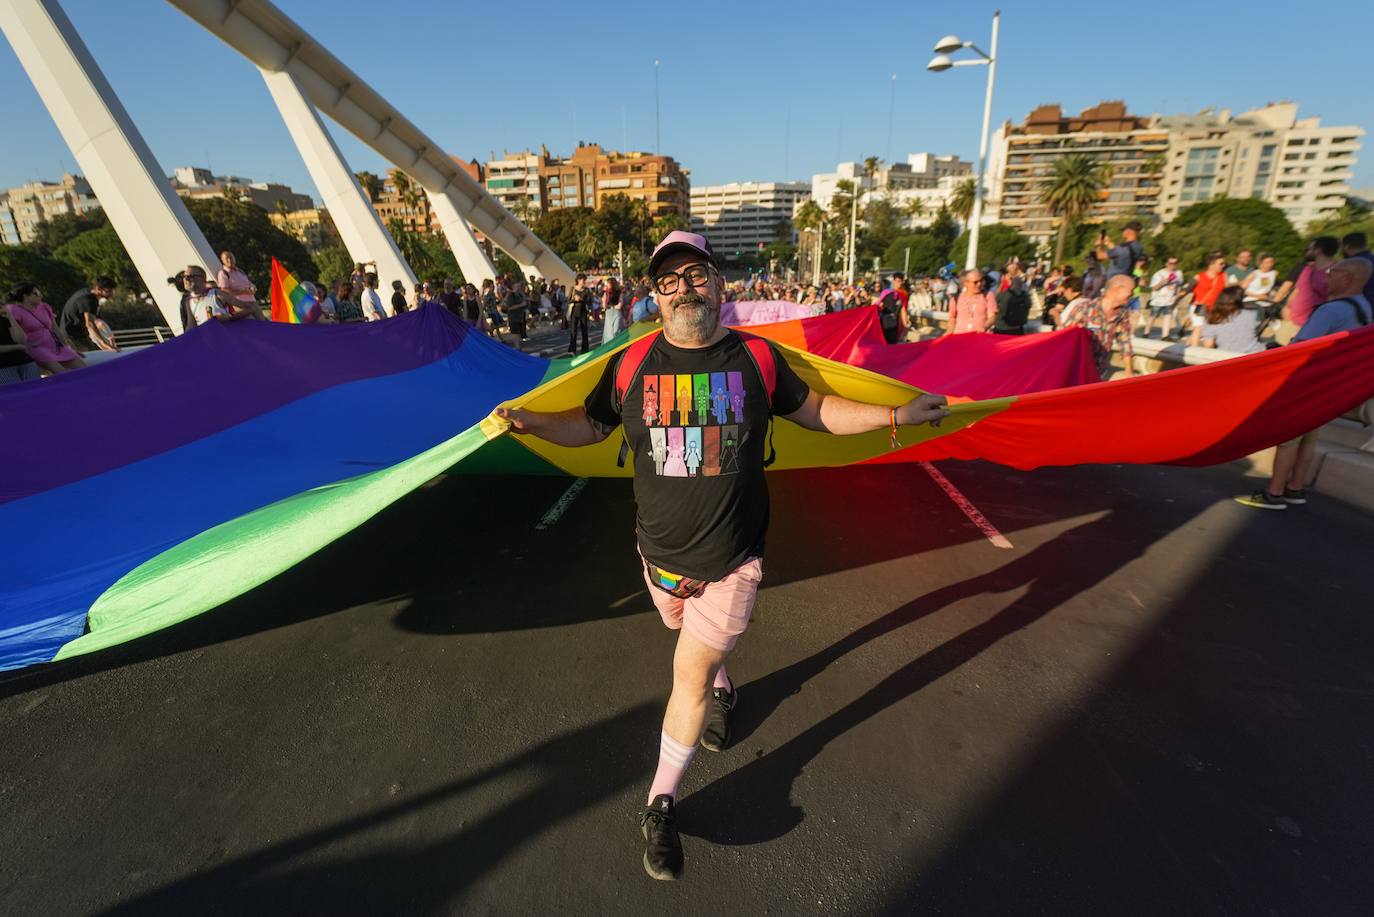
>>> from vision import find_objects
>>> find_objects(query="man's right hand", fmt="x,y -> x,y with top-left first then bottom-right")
494,406 -> 533,434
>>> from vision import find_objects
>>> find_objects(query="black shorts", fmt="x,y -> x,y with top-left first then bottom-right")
507,312 -> 527,336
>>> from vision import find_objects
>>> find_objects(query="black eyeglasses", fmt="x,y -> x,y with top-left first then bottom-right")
653,264 -> 713,296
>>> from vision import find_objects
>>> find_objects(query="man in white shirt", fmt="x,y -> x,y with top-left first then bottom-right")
1140,256 -> 1184,339
360,272 -> 388,321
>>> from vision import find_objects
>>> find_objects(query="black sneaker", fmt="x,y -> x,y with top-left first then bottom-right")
700,685 -> 736,753
1282,488 -> 1308,505
1234,490 -> 1287,510
640,795 -> 683,880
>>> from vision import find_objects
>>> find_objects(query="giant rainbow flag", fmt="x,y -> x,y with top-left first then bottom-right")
2,304 -> 1372,672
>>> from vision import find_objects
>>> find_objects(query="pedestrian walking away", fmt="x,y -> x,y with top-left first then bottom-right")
493,230 -> 950,881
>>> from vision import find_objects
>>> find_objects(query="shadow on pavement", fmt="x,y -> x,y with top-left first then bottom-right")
679,506 -> 1157,845
96,700 -> 663,916
0,460 -> 1109,700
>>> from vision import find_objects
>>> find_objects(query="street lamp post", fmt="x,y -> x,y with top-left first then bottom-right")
928,10 -> 999,272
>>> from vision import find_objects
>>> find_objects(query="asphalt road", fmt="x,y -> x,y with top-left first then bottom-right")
2,458 -> 1372,915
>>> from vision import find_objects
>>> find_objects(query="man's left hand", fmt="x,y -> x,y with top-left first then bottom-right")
897,393 -> 951,427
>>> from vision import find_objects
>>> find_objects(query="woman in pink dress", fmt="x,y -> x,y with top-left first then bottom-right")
5,282 -> 85,373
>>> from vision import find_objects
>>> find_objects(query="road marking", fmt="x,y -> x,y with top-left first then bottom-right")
536,478 -> 588,529
920,461 -> 1013,550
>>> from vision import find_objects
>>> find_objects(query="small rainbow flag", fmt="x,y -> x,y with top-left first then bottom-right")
269,257 -> 316,324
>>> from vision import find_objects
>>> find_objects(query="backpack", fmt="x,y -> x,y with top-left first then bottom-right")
1310,296 -> 1372,328
876,290 -> 902,328
996,283 -> 1031,329
611,329 -> 779,467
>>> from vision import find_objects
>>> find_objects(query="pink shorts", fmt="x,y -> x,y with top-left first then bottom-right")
640,554 -> 764,653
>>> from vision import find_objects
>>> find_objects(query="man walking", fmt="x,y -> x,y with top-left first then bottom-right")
493,231 -> 949,880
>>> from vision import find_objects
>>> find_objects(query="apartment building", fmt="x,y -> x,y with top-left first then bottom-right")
0,173 -> 101,244
987,102 -> 1169,245
689,181 -> 810,257
1154,103 -> 1363,228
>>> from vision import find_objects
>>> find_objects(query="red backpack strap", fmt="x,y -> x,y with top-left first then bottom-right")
613,329 -> 663,414
736,331 -> 777,410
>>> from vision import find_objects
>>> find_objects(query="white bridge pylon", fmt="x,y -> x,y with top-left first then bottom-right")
0,0 -> 569,333
168,0 -> 570,284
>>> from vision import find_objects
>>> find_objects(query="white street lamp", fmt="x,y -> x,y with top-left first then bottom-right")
927,11 -> 999,272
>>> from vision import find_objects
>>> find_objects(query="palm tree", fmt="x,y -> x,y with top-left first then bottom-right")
949,178 -> 978,226
902,197 -> 926,226
355,171 -> 382,202
863,155 -> 882,192
1038,154 -> 1113,263
1142,152 -> 1167,179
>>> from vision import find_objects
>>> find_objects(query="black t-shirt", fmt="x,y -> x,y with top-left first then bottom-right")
584,330 -> 810,581
0,318 -> 35,369
391,291 -> 409,314
437,291 -> 462,315
503,291 -> 527,316
462,296 -> 481,323
61,288 -> 99,336
569,287 -> 593,319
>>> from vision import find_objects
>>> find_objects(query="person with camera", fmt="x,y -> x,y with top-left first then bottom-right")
492,231 -> 949,881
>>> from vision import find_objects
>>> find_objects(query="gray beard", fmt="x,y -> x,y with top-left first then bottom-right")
664,300 -> 720,345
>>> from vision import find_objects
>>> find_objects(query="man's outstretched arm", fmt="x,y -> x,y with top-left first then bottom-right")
782,391 -> 950,436
495,406 -> 613,448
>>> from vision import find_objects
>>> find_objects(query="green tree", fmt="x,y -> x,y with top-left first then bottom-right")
355,171 -> 382,202
949,178 -> 978,226
949,223 -> 1037,270
531,207 -> 597,258
651,212 -> 689,242
1038,154 -> 1112,263
186,196 -> 314,295
927,207 -> 959,252
0,245 -> 84,304
883,232 -> 950,275
53,226 -> 139,289
1152,197 -> 1304,273
28,208 -> 108,256
860,195 -> 905,264
311,245 -> 354,286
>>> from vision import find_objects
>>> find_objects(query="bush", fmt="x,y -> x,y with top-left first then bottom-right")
0,245 -> 84,305
884,232 -> 951,275
1153,198 -> 1304,274
949,224 -> 1038,271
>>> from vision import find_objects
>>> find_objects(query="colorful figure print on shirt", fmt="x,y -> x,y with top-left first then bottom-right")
685,427 -> 702,477
728,372 -> 745,423
675,375 -> 693,425
702,426 -> 721,476
642,378 -> 660,427
664,427 -> 688,477
650,427 -> 667,475
692,374 -> 710,424
710,372 -> 729,425
640,365 -> 750,478
720,425 -> 740,475
658,374 -> 675,423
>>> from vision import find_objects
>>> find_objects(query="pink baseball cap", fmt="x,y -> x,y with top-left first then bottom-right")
649,230 -> 716,275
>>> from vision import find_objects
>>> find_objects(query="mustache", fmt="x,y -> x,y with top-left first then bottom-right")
674,292 -> 710,306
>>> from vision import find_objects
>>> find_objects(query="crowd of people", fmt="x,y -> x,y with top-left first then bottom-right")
5,230 -> 1373,388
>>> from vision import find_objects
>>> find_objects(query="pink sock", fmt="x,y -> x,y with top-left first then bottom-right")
647,732 -> 697,803
713,664 -> 732,692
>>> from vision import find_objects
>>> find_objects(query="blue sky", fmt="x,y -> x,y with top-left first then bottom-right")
2,0 -> 1371,201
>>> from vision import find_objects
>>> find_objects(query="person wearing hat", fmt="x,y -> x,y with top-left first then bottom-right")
494,231 -> 949,880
